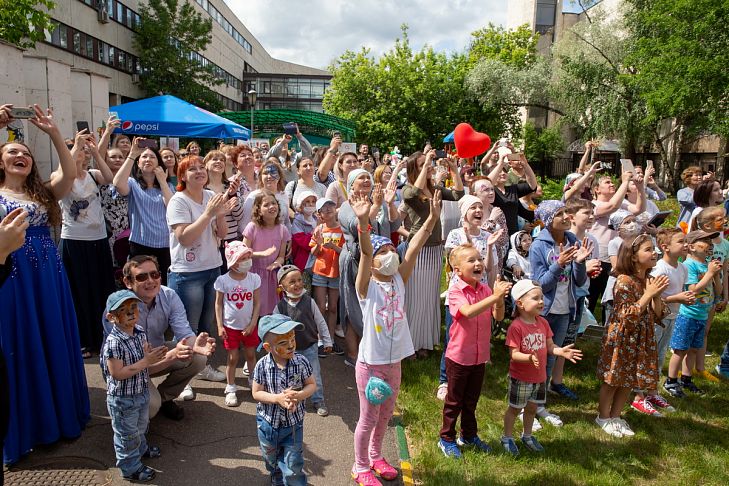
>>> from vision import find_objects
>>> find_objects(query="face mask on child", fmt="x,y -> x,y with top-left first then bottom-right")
235,260 -> 252,273
619,221 -> 641,238
375,252 -> 399,276
285,288 -> 306,299
302,206 -> 316,216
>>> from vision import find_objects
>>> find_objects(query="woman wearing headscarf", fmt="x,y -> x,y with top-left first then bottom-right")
338,168 -> 399,366
402,151 -> 464,357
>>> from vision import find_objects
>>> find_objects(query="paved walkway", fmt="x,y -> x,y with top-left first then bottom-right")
5,347 -> 401,486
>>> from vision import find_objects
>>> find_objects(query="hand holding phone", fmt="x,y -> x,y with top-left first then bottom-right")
137,139 -> 158,150
435,149 -> 447,158
76,121 -> 90,133
10,107 -> 35,119
620,158 -> 635,174
283,122 -> 297,135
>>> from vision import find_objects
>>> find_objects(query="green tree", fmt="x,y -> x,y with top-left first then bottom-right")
0,0 -> 55,49
522,122 -> 565,172
323,25 -> 514,152
625,0 -> 729,188
468,24 -> 539,68
134,0 -> 223,111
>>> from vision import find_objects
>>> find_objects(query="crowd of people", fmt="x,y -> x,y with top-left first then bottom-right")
1,104 -> 728,485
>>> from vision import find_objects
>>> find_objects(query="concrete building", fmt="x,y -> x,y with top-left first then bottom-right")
0,0 -> 331,176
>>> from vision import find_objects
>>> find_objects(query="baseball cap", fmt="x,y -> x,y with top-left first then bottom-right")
316,197 -> 335,211
511,279 -> 541,302
685,230 -> 720,244
106,290 -> 142,312
276,264 -> 300,283
257,314 -> 304,350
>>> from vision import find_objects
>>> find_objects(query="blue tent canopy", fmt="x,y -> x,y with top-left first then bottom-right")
443,131 -> 454,143
110,95 -> 250,139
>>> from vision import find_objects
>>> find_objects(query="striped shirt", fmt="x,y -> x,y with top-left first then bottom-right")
127,177 -> 175,248
314,171 -> 336,187
219,179 -> 250,241
101,325 -> 149,397
253,353 -> 312,428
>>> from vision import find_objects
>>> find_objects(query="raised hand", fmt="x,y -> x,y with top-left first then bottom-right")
558,343 -> 583,363
707,259 -> 723,276
0,104 -> 13,129
429,189 -> 442,216
574,237 -> 594,263
557,243 -> 578,267
222,196 -> 238,214
372,183 -> 384,206
646,275 -> 670,297
384,179 -> 397,205
28,105 -> 60,135
487,228 -> 504,247
349,193 -> 372,221
492,275 -> 512,299
204,193 -> 227,217
227,175 -> 241,197
104,115 -> 120,135
129,137 -> 145,159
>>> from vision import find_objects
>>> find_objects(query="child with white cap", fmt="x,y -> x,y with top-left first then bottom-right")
502,280 -> 583,456
214,241 -> 261,406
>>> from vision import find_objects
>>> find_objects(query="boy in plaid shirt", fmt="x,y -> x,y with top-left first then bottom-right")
252,314 -> 316,486
102,290 -> 167,482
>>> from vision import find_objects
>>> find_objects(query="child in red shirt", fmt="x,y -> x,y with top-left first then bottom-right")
503,280 -> 582,456
438,243 -> 511,459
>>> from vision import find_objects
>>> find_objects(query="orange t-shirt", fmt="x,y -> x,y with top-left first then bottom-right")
309,224 -> 344,278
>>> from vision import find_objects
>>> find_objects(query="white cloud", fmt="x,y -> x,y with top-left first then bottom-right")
224,0 -> 507,70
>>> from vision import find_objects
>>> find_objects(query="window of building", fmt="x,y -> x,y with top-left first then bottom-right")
73,32 -> 81,54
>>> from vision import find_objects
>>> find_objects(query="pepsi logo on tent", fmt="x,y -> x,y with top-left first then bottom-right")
121,121 -> 133,130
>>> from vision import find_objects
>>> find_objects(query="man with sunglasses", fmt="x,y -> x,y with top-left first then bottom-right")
102,255 -> 216,421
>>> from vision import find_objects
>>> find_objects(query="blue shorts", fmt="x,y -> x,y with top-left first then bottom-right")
670,315 -> 707,351
312,273 -> 339,289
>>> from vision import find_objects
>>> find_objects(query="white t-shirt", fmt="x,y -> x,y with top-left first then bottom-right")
358,273 -> 415,365
59,171 -> 107,241
602,238 -> 624,303
167,190 -> 223,272
213,272 -> 261,330
590,200 -> 617,262
650,259 -> 688,317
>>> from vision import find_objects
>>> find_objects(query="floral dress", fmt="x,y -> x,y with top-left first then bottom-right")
597,274 -> 666,390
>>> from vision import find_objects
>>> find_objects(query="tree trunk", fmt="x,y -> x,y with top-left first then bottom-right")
654,119 -> 684,193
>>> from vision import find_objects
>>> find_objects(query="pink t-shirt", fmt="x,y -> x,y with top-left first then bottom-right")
506,316 -> 554,383
446,279 -> 493,366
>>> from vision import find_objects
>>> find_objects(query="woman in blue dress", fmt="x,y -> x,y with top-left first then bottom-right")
0,105 -> 90,464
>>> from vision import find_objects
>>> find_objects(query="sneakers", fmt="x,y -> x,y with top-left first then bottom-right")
335,325 -> 345,338
436,383 -> 448,401
159,400 -> 184,421
332,342 -> 345,355
645,394 -> 675,412
123,465 -> 156,482
224,384 -> 238,407
242,361 -> 250,377
315,403 -> 329,417
178,384 -> 195,401
437,438 -> 462,459
695,369 -> 720,383
595,416 -> 623,438
548,382 -> 579,400
344,356 -> 357,368
500,436 -> 520,457
370,458 -> 398,481
613,418 -> 635,436
143,445 -> 161,459
352,470 -> 382,486
681,379 -> 705,395
630,397 -> 662,417
663,380 -> 685,398
519,411 -> 542,431
456,435 -> 492,453
318,345 -> 329,358
520,435 -> 545,453
536,407 -> 563,427
198,364 -> 226,382
716,364 -> 729,379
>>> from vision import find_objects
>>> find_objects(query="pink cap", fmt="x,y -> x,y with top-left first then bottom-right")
224,241 -> 252,267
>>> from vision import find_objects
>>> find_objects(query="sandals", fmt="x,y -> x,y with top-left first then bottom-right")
143,445 -> 161,459
81,348 -> 92,359
123,465 -> 155,482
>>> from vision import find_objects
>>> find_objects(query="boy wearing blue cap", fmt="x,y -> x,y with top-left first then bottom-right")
251,314 -> 316,486
101,290 -> 168,482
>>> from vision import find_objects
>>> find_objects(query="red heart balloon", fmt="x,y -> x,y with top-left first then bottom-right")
453,123 -> 491,158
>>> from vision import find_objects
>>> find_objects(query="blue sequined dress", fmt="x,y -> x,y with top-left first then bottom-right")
0,193 -> 90,464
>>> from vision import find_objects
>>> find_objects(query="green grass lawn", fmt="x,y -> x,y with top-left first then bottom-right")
400,197 -> 729,485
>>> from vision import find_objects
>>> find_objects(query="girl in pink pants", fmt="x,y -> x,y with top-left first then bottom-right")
349,190 -> 441,486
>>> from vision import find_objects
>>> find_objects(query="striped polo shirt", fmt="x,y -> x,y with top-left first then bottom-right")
127,177 -> 175,248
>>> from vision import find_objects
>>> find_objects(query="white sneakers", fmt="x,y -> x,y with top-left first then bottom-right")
334,325 -> 345,338
242,362 -> 249,377
518,411 -> 542,431
198,364 -> 226,382
595,416 -> 635,438
224,384 -> 239,407
536,407 -> 563,427
436,383 -> 448,401
178,384 -> 195,401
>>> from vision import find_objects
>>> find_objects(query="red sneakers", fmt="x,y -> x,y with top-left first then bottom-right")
645,393 -> 676,412
630,397 -> 663,416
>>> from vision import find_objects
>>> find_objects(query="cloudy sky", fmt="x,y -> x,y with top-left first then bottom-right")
224,0 -> 508,70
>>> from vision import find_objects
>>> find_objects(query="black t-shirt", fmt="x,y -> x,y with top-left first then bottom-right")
493,182 -> 535,235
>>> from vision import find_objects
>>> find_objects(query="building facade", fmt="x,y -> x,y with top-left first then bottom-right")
1,0 -> 331,176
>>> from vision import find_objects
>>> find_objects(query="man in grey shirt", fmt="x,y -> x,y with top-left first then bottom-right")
102,255 -> 216,420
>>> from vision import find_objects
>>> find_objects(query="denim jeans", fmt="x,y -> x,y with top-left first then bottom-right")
720,339 -> 729,373
256,415 -> 306,486
545,313 -> 571,381
654,317 -> 676,375
439,306 -> 453,384
168,267 -> 220,334
107,391 -> 150,477
297,344 -> 324,406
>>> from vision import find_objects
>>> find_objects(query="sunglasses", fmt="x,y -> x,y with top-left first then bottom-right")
133,270 -> 161,282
